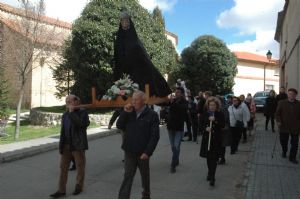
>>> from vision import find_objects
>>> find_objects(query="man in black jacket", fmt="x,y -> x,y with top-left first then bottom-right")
167,87 -> 188,173
117,90 -> 160,199
50,95 -> 90,198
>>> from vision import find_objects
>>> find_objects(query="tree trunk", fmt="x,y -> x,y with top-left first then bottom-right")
14,86 -> 25,140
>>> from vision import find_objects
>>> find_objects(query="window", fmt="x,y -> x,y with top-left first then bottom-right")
265,85 -> 274,91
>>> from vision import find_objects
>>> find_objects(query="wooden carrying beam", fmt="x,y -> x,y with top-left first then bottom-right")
81,84 -> 169,108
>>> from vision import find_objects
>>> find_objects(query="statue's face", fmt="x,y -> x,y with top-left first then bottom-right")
121,18 -> 130,30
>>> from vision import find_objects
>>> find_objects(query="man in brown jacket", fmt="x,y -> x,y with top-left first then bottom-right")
275,88 -> 300,164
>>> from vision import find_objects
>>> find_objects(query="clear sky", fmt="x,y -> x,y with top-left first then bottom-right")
2,0 -> 284,58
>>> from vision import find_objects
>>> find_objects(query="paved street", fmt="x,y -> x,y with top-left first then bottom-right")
0,125 -> 251,199
245,120 -> 300,199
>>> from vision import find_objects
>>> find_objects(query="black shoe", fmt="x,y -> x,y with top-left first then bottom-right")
73,184 -> 82,195
290,159 -> 299,164
209,179 -> 215,186
187,138 -> 192,141
170,167 -> 176,173
272,129 -> 275,133
50,191 -> 66,198
242,139 -> 247,143
69,165 -> 76,171
230,150 -> 235,155
282,152 -> 287,158
206,175 -> 211,181
218,158 -> 225,165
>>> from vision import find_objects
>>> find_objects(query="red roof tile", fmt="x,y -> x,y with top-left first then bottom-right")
234,51 -> 278,65
0,2 -> 72,29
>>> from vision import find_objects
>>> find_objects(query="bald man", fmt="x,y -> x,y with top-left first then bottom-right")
50,95 -> 90,198
117,90 -> 160,199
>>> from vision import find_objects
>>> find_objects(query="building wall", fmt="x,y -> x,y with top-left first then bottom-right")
278,0 -> 300,91
2,24 -> 32,108
30,51 -> 65,108
233,61 -> 279,96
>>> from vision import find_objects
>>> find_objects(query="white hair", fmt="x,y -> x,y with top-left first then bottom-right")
133,90 -> 147,101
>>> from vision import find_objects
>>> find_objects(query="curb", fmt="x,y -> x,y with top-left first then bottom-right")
0,129 -> 118,164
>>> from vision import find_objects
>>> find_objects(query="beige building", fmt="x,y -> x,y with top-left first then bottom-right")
233,51 -> 279,96
0,2 -> 178,108
0,2 -> 71,108
275,0 -> 300,91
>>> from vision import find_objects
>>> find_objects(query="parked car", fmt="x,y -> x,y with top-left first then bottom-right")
253,91 -> 270,110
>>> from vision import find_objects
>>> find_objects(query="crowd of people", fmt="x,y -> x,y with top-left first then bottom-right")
48,10 -> 300,199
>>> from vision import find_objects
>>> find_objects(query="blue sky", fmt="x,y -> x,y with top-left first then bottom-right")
2,0 -> 284,58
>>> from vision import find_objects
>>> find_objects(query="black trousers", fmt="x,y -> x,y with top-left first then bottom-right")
280,133 -> 299,160
242,127 -> 247,141
230,127 -> 243,153
219,146 -> 226,160
207,150 -> 218,179
109,109 -> 122,126
265,115 -> 275,130
118,152 -> 150,199
186,116 -> 198,141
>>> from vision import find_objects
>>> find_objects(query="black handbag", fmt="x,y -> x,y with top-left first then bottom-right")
235,120 -> 244,128
232,107 -> 244,128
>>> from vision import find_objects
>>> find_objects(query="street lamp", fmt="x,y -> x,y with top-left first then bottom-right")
264,50 -> 272,91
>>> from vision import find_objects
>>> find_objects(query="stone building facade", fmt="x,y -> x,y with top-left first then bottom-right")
0,2 -> 71,108
275,0 -> 300,91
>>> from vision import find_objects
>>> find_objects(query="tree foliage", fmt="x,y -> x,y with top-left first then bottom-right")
180,35 -> 237,95
0,65 -> 10,119
56,0 -> 177,103
152,6 -> 165,29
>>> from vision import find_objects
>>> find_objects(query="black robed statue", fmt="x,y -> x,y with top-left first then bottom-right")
113,11 -> 172,97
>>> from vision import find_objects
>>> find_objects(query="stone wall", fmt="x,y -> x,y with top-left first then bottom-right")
30,108 -> 112,126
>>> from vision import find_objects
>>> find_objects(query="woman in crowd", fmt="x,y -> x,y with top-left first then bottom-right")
245,93 -> 256,136
264,90 -> 277,132
228,96 -> 249,154
200,97 -> 225,186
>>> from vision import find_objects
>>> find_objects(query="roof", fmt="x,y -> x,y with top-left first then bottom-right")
234,51 -> 278,66
274,0 -> 289,42
165,30 -> 178,45
0,2 -> 72,29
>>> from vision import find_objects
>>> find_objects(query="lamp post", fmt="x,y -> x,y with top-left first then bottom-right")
264,50 -> 272,91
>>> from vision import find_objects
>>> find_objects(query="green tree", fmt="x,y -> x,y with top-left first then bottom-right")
55,0 -> 177,103
152,6 -> 165,29
0,65 -> 10,119
180,35 -> 237,95
51,39 -> 74,99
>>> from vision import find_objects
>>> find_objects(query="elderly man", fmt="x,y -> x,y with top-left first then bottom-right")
50,95 -> 90,198
117,90 -> 160,199
276,88 -> 300,164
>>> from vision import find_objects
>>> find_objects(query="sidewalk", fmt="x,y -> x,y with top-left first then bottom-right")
0,126 -> 117,163
245,117 -> 300,199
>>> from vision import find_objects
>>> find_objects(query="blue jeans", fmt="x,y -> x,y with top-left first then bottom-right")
168,130 -> 183,167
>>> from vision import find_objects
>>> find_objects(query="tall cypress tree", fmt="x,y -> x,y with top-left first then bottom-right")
152,6 -> 165,29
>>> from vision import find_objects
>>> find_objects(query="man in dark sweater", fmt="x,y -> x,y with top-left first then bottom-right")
276,86 -> 288,102
167,87 -> 188,173
276,88 -> 300,164
117,90 -> 160,199
50,95 -> 90,198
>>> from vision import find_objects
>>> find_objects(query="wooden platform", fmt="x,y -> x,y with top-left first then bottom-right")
81,84 -> 169,108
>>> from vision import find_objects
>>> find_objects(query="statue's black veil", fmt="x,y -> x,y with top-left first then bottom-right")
113,17 -> 172,97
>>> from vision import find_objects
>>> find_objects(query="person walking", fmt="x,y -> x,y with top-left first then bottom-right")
50,95 -> 90,198
276,86 -> 288,102
245,93 -> 256,136
200,97 -> 225,186
166,87 -> 188,173
239,94 -> 250,143
117,90 -> 160,199
275,88 -> 300,164
264,90 -> 277,132
228,97 -> 249,154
